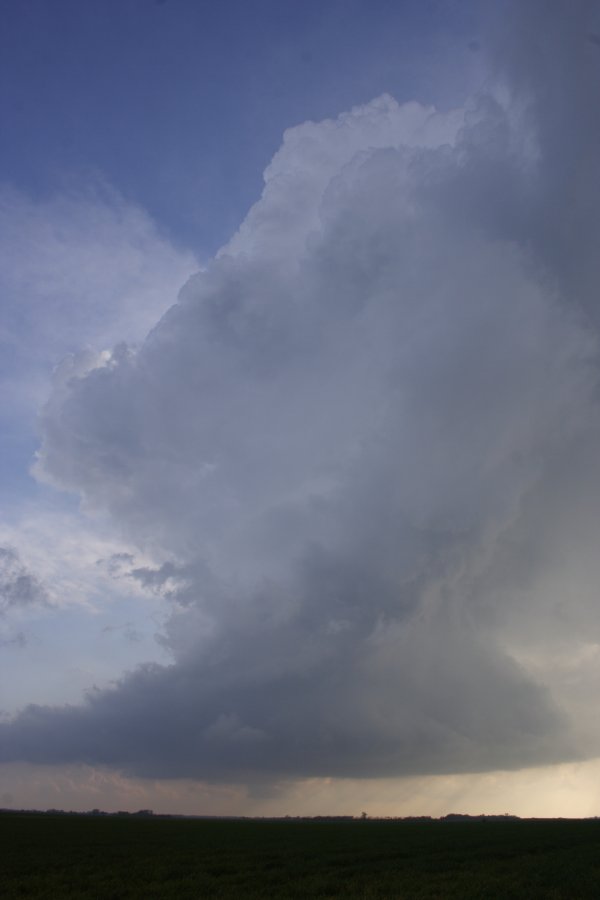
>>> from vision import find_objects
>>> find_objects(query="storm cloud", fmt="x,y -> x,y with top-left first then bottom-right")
4,1 -> 600,783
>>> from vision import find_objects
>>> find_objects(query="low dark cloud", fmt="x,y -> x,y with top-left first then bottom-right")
101,622 -> 142,644
0,548 -> 48,615
0,632 -> 27,650
4,0 -> 600,784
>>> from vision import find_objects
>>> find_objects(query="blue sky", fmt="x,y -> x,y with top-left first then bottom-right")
1,0 -> 480,252
4,0 -> 600,819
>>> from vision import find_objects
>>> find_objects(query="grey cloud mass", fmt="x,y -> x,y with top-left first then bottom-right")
4,0 -> 600,782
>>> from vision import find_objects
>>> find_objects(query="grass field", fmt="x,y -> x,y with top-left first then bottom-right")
2,811 -> 600,898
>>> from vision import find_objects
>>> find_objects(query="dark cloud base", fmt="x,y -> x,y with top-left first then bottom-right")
0,640 -> 575,781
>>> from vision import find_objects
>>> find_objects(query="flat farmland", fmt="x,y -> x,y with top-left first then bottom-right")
2,812 -> 600,898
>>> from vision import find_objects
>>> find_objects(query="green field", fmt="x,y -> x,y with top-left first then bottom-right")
2,812 -> 600,898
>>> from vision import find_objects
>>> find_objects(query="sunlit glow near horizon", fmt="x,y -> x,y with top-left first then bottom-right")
2,0 -> 600,818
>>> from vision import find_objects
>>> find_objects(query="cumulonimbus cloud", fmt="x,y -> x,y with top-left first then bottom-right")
3,0 -> 600,783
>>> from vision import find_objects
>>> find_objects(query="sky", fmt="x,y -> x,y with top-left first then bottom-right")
2,0 -> 600,818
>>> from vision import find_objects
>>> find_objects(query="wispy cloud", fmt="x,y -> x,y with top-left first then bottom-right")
0,180 -> 197,420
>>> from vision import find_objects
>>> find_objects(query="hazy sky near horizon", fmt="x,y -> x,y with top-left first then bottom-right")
2,0 -> 600,817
